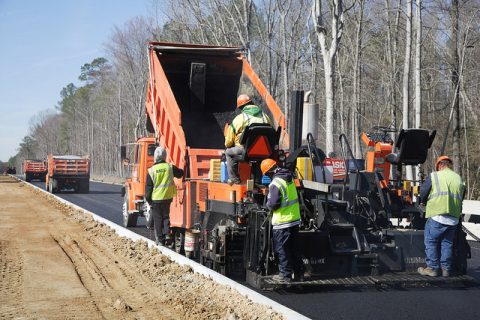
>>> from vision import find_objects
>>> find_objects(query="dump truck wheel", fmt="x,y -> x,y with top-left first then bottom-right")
49,179 -> 55,194
144,205 -> 154,229
123,189 -> 138,227
174,230 -> 184,254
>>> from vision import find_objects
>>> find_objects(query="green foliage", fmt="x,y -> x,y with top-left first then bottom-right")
7,156 -> 17,167
79,57 -> 109,83
57,83 -> 77,115
16,136 -> 36,159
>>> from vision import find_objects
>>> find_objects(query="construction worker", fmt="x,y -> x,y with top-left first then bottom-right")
224,94 -> 273,186
145,146 -> 184,247
261,158 -> 305,282
418,156 -> 465,277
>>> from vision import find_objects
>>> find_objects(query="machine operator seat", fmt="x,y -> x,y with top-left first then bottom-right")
385,128 -> 436,183
232,123 -> 279,163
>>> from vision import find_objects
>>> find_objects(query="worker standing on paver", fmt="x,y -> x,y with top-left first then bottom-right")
145,146 -> 184,246
261,158 -> 305,283
418,156 -> 465,277
224,94 -> 272,186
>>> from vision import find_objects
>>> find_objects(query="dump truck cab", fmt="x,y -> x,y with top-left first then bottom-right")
121,136 -> 156,228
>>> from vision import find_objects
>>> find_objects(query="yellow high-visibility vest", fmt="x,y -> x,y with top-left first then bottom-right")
426,168 -> 464,219
270,177 -> 300,226
148,162 -> 177,200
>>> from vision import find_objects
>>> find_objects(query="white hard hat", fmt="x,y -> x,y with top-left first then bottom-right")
154,146 -> 167,161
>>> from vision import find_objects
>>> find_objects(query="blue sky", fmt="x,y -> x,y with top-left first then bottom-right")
0,0 -> 150,162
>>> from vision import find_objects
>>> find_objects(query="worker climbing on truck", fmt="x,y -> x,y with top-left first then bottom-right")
262,158 -> 305,283
224,94 -> 273,186
145,146 -> 184,247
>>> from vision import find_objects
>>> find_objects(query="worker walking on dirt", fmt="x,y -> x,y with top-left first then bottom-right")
224,94 -> 272,186
145,146 -> 184,247
418,156 -> 465,277
261,159 -> 305,283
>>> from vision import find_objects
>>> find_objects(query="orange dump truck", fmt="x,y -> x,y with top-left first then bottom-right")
23,159 -> 47,182
121,42 -> 287,263
46,154 -> 90,194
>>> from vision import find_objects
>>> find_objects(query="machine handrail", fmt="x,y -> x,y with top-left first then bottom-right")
339,133 -> 361,218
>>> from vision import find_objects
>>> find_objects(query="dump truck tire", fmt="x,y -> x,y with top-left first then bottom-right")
123,189 -> 138,227
144,204 -> 154,229
49,179 -> 55,194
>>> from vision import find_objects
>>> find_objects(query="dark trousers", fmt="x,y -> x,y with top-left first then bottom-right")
151,201 -> 171,243
225,146 -> 243,181
273,225 -> 305,279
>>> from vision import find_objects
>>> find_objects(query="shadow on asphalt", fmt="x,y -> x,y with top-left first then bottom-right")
269,280 -> 480,295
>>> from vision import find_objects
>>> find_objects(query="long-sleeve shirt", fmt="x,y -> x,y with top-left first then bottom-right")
225,105 -> 273,148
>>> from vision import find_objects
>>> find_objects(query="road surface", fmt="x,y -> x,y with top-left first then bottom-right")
23,177 -> 480,319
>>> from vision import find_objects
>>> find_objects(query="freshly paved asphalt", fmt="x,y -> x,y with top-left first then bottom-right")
21,176 -> 480,319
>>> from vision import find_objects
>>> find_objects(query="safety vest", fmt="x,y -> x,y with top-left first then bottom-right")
270,177 -> 300,226
229,106 -> 271,147
426,168 -> 464,219
241,112 -> 268,130
148,162 -> 177,201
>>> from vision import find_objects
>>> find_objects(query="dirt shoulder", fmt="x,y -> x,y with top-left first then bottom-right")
0,175 -> 283,319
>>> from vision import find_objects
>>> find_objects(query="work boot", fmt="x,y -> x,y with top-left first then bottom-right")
227,178 -> 241,186
442,268 -> 450,277
418,266 -> 438,277
155,239 -> 164,247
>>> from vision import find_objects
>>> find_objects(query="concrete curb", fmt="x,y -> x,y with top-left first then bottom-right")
16,176 -> 310,320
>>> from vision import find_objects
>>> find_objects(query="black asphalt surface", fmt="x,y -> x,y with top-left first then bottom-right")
19,176 -> 480,319
24,177 -> 156,241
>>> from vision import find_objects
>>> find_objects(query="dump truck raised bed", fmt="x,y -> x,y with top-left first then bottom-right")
23,159 -> 47,182
46,154 -> 90,194
121,42 -> 474,289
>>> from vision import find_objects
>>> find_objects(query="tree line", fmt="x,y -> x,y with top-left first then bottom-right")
8,0 -> 480,199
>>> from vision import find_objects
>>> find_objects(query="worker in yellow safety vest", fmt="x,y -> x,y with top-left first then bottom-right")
224,94 -> 273,186
261,158 -> 305,283
418,156 -> 465,277
145,146 -> 184,247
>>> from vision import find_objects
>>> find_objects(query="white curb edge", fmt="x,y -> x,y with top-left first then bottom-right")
14,176 -> 310,320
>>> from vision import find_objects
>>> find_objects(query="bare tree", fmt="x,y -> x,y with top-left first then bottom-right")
414,0 -> 422,182
403,0 -> 414,180
312,0 -> 351,155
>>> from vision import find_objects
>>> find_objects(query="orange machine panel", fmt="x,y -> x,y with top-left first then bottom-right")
365,143 -> 393,188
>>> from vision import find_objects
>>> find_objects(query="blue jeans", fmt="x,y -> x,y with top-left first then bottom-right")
424,217 -> 456,272
273,225 -> 305,280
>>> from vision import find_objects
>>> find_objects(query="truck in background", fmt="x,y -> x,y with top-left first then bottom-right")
23,159 -> 48,182
46,154 -> 90,194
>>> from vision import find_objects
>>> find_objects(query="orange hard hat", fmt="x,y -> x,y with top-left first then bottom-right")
237,94 -> 252,108
436,156 -> 452,171
261,159 -> 277,175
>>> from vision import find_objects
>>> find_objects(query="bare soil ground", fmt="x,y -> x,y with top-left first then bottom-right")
0,175 -> 283,319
